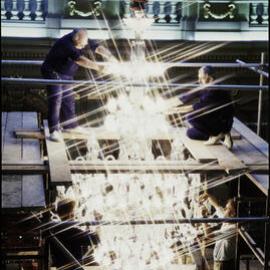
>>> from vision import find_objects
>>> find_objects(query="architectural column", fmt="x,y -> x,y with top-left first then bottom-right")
180,0 -> 199,40
46,0 -> 66,37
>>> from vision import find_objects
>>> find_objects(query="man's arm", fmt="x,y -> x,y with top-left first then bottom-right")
199,192 -> 225,215
95,45 -> 117,62
75,56 -> 103,72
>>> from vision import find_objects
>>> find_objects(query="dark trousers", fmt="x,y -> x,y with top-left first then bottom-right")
42,69 -> 78,132
214,260 -> 235,270
186,114 -> 233,141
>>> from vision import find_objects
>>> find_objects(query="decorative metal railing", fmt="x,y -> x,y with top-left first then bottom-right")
249,2 -> 269,26
1,0 -> 268,27
122,0 -> 182,24
1,0 -> 48,21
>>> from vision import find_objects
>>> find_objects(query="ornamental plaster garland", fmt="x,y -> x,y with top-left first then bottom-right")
67,0 -> 103,17
203,2 -> 236,19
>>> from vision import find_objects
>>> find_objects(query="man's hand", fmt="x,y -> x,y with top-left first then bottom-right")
199,192 -> 209,203
96,45 -> 118,63
108,55 -> 118,63
97,64 -> 111,75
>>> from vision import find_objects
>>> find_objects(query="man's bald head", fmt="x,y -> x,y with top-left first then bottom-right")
72,28 -> 88,49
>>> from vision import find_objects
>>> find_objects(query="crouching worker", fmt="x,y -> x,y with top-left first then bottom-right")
178,66 -> 234,149
44,199 -> 100,269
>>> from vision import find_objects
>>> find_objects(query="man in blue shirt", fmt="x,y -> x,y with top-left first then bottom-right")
41,29 -> 116,142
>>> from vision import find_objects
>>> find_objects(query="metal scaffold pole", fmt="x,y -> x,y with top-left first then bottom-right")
264,183 -> 270,270
257,52 -> 265,136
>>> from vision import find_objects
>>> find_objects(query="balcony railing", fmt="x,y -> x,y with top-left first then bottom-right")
1,0 -> 48,21
122,1 -> 182,24
1,0 -> 269,27
249,2 -> 269,26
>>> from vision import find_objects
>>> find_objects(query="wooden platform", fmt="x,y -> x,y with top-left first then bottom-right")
232,118 -> 269,195
1,112 -> 46,209
3,112 -> 269,192
43,120 -> 72,185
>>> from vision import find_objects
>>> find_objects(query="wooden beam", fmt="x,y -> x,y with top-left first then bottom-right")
2,175 -> 22,208
22,112 -> 45,208
239,227 -> 265,266
22,112 -> 41,160
2,164 -> 48,174
43,120 -> 72,185
2,112 -> 23,209
2,112 -> 7,150
206,144 -> 247,173
1,161 -> 267,174
245,173 -> 268,196
233,118 -> 268,157
14,129 -> 242,141
3,112 -> 23,162
233,117 -> 269,195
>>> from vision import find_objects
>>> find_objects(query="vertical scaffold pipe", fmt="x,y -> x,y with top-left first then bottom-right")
264,182 -> 270,270
257,52 -> 265,136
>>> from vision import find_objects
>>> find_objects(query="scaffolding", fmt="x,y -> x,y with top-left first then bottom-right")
1,57 -> 269,270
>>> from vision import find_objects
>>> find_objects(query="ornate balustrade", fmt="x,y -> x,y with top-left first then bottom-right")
249,2 -> 269,26
1,0 -> 268,40
1,0 -> 48,21
122,0 -> 183,24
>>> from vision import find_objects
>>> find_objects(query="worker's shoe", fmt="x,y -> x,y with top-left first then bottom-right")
64,126 -> 90,134
223,133 -> 233,150
204,133 -> 224,145
49,130 -> 63,142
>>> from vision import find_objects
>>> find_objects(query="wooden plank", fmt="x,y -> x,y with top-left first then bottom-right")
206,145 -> 246,173
232,138 -> 268,195
43,120 -> 72,185
239,227 -> 264,265
178,128 -> 217,163
231,128 -> 242,140
2,112 -> 23,162
232,138 -> 268,165
2,175 -> 22,208
246,173 -> 268,196
22,175 -> 46,208
2,161 -> 267,174
22,112 -> 45,207
233,118 -> 269,195
233,117 -> 268,157
2,112 -> 7,149
22,112 -> 41,160
15,129 -> 241,141
2,164 -> 48,174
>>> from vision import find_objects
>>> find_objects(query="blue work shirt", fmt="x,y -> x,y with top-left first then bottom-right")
42,32 -> 99,77
180,87 -> 234,121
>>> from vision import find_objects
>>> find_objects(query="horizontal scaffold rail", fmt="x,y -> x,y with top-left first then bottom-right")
1,60 -> 267,68
1,161 -> 268,174
236,59 -> 269,78
2,77 -> 269,91
47,217 -> 270,226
